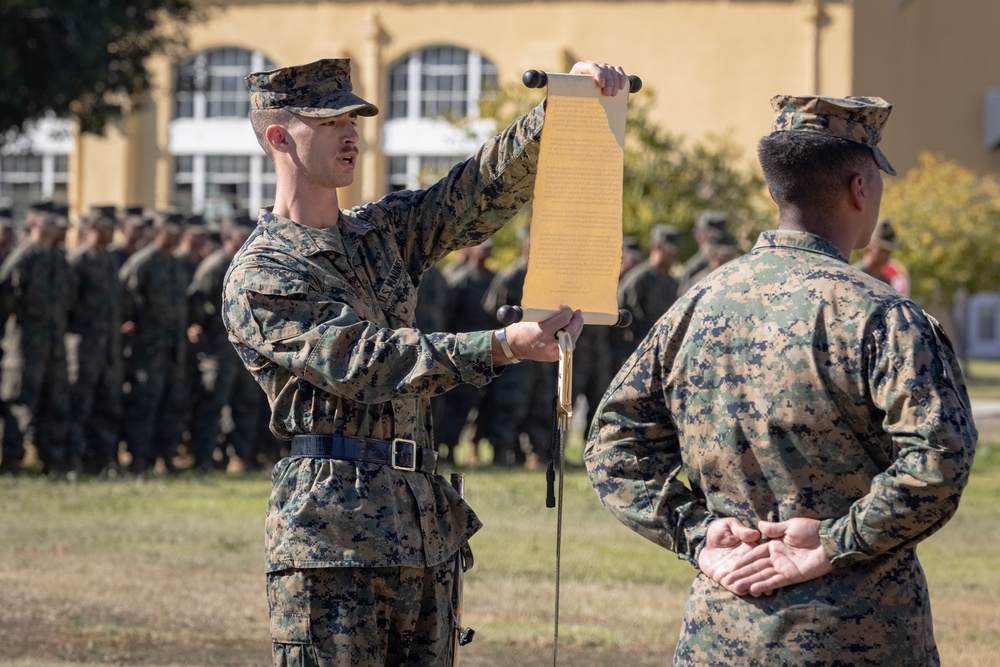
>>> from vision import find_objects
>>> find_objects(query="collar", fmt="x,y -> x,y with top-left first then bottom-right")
752,230 -> 848,263
258,207 -> 373,258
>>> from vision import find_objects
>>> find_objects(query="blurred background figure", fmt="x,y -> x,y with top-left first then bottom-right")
187,214 -> 262,473
481,228 -> 556,467
608,235 -> 647,375
619,224 -> 682,343
680,223 -> 742,294
433,239 -> 496,465
680,211 -> 732,288
67,206 -> 124,477
856,219 -> 910,296
119,214 -> 187,475
0,202 -> 71,478
108,207 -> 150,273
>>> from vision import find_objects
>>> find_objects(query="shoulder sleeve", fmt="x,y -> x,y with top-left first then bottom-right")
371,104 -> 545,277
819,301 -> 978,566
223,260 -> 498,404
585,326 -> 714,567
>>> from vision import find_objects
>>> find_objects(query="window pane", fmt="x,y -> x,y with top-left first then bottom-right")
175,47 -> 259,119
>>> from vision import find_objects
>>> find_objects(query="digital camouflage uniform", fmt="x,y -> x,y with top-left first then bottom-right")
588,95 -> 976,666
588,231 -> 977,665
0,239 -> 70,472
67,241 -> 123,471
119,243 -> 189,472
223,57 -> 546,662
0,215 -> 19,471
188,245 -> 265,470
433,260 -> 495,462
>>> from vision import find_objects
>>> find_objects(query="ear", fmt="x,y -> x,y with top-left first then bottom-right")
847,172 -> 866,212
264,124 -> 292,154
766,184 -> 778,205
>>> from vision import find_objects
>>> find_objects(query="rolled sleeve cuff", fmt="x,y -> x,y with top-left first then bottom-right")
819,517 -> 870,568
455,330 -> 497,387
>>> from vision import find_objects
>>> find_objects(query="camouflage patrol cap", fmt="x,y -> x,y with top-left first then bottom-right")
29,201 -> 53,216
183,213 -> 208,234
88,205 -> 118,227
695,210 -> 728,232
52,204 -> 69,227
650,224 -> 681,249
770,95 -> 896,176
246,58 -> 378,118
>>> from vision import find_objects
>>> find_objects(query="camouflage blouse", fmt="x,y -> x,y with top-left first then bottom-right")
223,105 -> 544,572
587,230 -> 977,665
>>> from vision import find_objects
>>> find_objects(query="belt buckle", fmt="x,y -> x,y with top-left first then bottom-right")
391,438 -> 418,472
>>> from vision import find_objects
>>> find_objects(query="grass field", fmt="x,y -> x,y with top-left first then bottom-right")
1,360 -> 999,666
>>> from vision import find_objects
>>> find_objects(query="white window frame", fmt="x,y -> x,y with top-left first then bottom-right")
169,48 -> 276,215
383,46 -> 498,192
0,116 -> 73,211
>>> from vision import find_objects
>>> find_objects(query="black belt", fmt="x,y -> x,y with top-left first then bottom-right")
290,434 -> 437,474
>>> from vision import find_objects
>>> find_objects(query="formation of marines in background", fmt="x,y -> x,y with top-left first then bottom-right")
0,197 -> 744,479
0,202 -> 275,478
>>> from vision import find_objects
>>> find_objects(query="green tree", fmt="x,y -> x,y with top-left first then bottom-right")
621,91 -> 769,257
878,152 -> 1000,305
471,82 -> 769,265
0,0 -> 198,139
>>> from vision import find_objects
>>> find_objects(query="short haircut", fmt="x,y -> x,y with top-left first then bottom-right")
758,131 -> 876,213
248,108 -> 299,160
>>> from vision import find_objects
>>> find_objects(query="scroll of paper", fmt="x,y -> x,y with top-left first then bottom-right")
520,73 -> 628,326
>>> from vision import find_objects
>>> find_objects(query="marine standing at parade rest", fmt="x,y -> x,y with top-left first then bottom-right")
187,215 -> 263,472
586,94 -> 977,666
0,202 -> 71,477
617,223 -> 681,342
119,214 -> 189,474
222,58 -> 628,664
67,206 -> 124,475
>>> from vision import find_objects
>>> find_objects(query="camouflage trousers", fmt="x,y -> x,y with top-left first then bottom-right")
190,351 -> 264,467
121,346 -> 186,472
483,360 -> 556,463
67,334 -> 122,470
267,561 -> 456,667
4,335 -> 69,471
432,383 -> 486,463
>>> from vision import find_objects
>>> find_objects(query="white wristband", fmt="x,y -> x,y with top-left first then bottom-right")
496,327 -> 521,364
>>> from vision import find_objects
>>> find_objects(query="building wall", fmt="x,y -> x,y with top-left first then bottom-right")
64,0 -> 1000,214
853,0 -> 1000,176
75,0 -> 862,213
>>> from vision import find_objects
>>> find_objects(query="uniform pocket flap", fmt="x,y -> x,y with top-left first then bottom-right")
270,612 -> 311,645
244,276 -> 310,298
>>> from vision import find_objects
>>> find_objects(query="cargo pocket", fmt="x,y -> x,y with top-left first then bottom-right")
271,611 -> 311,645
267,569 -> 313,647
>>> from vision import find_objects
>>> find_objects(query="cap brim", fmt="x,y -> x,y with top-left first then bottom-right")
287,93 -> 379,118
872,146 -> 896,176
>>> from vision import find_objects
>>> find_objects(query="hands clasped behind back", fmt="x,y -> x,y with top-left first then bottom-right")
700,516 -> 834,598
501,306 -> 583,364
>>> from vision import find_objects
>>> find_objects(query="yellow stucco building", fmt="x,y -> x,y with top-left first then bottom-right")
4,0 -> 1000,219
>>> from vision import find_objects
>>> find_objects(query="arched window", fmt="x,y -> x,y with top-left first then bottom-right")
170,47 -> 277,217
174,48 -> 275,120
383,46 -> 498,192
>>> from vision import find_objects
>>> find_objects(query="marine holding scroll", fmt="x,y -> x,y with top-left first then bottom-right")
222,58 -> 629,666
